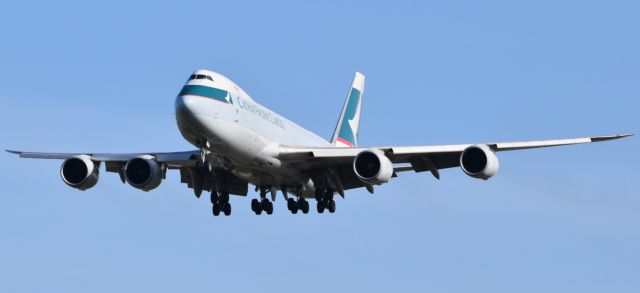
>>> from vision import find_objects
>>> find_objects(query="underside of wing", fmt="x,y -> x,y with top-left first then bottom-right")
278,133 -> 632,186
6,149 -> 249,196
280,134 -> 631,161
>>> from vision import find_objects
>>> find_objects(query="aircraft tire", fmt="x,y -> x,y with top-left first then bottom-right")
287,198 -> 296,211
222,202 -> 231,216
212,204 -> 221,216
266,201 -> 274,215
251,199 -> 260,212
328,200 -> 336,213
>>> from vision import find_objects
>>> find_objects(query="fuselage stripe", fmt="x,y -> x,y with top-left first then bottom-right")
179,85 -> 231,104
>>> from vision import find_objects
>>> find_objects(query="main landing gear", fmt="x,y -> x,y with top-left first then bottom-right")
251,188 -> 273,215
247,187 -> 336,215
211,191 -> 231,216
287,197 -> 310,214
315,189 -> 336,214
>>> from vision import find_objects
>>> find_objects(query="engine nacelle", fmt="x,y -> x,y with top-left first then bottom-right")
60,155 -> 99,190
124,156 -> 163,191
460,144 -> 500,180
353,149 -> 394,185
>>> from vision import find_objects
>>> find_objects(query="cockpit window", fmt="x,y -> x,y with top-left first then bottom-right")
189,74 -> 213,81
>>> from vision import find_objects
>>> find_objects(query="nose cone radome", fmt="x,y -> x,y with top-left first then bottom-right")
175,95 -> 208,130
175,94 -> 213,144
175,95 -> 203,117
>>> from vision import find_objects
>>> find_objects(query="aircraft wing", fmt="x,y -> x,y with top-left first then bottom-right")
5,150 -> 199,165
278,134 -> 632,191
8,149 -> 223,192
281,134 -> 631,160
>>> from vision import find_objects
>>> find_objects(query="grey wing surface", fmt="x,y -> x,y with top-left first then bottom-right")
5,149 -> 250,195
7,149 -> 250,196
278,133 -> 632,191
6,150 -> 199,164
6,149 -> 200,171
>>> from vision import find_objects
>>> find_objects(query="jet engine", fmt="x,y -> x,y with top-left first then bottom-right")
124,156 -> 163,191
353,149 -> 393,184
459,144 -> 499,180
60,155 -> 99,190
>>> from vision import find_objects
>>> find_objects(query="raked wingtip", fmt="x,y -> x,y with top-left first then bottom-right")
616,133 -> 634,139
590,133 -> 633,142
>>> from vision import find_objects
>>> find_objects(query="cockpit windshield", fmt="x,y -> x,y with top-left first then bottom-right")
189,74 -> 213,81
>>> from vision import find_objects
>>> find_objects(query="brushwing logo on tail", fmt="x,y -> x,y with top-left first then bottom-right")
332,72 -> 365,148
335,88 -> 361,147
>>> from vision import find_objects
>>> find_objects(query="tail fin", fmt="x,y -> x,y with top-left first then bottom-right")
331,72 -> 365,147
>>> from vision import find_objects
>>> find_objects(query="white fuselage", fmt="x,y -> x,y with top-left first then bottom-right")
175,70 -> 329,192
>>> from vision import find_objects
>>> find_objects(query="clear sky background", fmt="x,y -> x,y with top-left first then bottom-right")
0,0 -> 638,292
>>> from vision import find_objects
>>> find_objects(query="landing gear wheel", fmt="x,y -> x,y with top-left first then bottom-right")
222,202 -> 231,216
327,200 -> 336,213
288,198 -> 298,214
212,204 -> 221,216
260,199 -> 273,215
300,199 -> 310,214
317,200 -> 325,214
252,199 -> 262,215
266,201 -> 274,215
251,198 -> 260,213
287,198 -> 295,210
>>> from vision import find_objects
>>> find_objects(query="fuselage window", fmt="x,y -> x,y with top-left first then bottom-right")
189,74 -> 213,81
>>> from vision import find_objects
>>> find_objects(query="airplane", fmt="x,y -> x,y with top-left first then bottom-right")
7,69 -> 632,217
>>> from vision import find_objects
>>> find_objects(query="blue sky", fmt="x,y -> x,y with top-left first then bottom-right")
0,0 -> 638,292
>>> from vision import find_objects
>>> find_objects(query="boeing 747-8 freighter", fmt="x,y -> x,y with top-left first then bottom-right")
7,70 -> 632,216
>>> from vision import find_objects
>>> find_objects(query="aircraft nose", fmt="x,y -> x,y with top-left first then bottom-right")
175,94 -> 212,137
175,95 -> 201,116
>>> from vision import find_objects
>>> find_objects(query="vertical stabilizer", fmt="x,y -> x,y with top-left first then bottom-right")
331,72 -> 365,147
